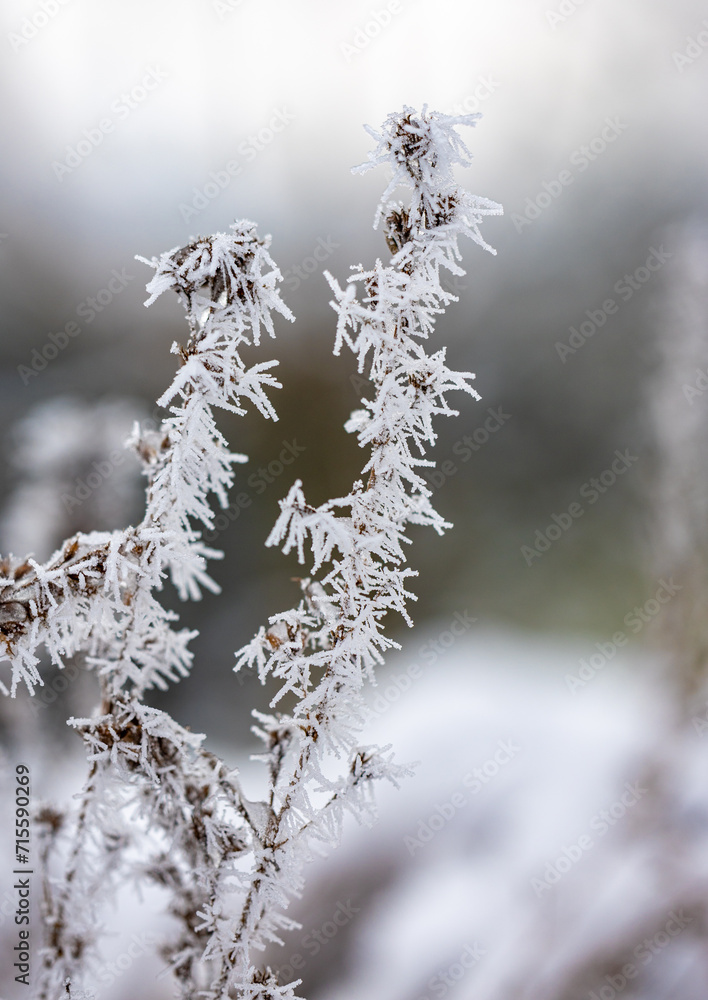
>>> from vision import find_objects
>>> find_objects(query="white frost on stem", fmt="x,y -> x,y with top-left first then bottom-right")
1,221 -> 293,1000
1,110 -> 501,1000
231,107 -> 502,999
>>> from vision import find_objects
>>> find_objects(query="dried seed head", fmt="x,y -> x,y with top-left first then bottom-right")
0,601 -> 28,626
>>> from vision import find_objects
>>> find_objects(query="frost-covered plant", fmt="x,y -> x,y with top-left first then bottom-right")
1,222 -> 294,999
231,107 -> 502,989
0,107 -> 501,999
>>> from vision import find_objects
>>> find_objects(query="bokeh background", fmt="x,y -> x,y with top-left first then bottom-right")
1,0 -> 708,997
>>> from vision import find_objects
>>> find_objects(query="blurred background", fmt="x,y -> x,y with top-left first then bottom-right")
1,0 -> 708,997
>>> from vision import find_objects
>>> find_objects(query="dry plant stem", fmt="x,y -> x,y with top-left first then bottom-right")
230,106 -> 502,996
0,109 -> 502,1000
36,766 -> 96,1000
2,223 -> 293,998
